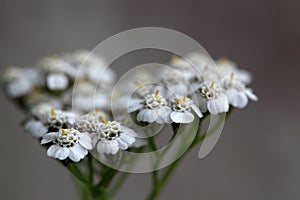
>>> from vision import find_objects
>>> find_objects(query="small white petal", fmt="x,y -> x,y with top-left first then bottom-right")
245,89 -> 258,101
197,96 -> 208,113
122,126 -> 137,136
128,98 -> 144,113
47,145 -> 59,157
170,112 -> 194,123
131,138 -> 147,148
226,89 -> 248,108
117,132 -> 136,149
190,104 -> 203,118
157,106 -> 172,124
54,147 -> 70,160
207,94 -> 229,114
78,133 -> 93,150
97,140 -> 119,155
116,138 -> 128,150
109,143 -> 120,154
235,69 -> 252,84
69,144 -> 88,162
137,109 -> 158,123
154,110 -> 165,124
41,132 -> 57,144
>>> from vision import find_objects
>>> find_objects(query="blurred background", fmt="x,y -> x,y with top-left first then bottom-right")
0,0 -> 299,199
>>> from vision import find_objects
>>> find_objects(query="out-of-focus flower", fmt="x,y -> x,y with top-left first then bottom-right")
155,69 -> 192,98
31,103 -> 61,121
216,57 -> 252,84
24,119 -> 48,138
41,128 -> 92,162
39,55 -> 76,78
169,55 -> 195,80
2,67 -> 42,98
64,50 -> 116,88
71,81 -> 110,112
46,73 -> 69,91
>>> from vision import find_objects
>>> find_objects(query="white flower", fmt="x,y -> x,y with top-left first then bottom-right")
72,92 -> 110,112
5,78 -> 33,98
115,81 -> 153,112
46,73 -> 69,91
197,81 -> 229,114
71,81 -> 110,112
74,110 -> 108,133
31,103 -> 61,121
169,55 -> 196,80
156,69 -> 192,98
170,96 -> 203,123
64,50 -> 116,88
2,66 -> 42,98
185,52 -> 212,72
169,53 -> 213,80
45,108 -> 67,129
41,128 -> 92,162
39,56 -> 76,78
216,57 -> 252,84
130,90 -> 172,124
95,119 -> 136,155
223,73 -> 258,108
24,119 -> 48,138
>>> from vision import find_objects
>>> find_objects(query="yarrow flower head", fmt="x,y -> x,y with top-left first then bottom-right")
45,108 -> 67,130
2,49 -> 259,199
131,90 -> 172,124
197,81 -> 229,114
223,73 -> 258,108
95,118 -> 136,155
170,96 -> 203,123
216,57 -> 252,84
74,110 -> 108,133
41,128 -> 92,162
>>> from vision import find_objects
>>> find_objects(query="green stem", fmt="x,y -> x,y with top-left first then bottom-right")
87,154 -> 94,184
94,167 -> 118,190
148,137 -> 159,186
67,163 -> 89,185
146,113 -> 223,200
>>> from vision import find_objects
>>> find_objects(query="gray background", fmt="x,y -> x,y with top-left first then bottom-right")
0,0 -> 299,199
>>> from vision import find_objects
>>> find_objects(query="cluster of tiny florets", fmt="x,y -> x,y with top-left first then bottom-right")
2,50 -> 258,162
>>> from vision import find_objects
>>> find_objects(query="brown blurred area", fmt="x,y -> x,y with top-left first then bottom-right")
0,0 -> 299,199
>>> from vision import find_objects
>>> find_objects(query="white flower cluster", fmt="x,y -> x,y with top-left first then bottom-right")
128,54 -> 258,124
2,50 -> 258,162
2,50 -> 136,162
